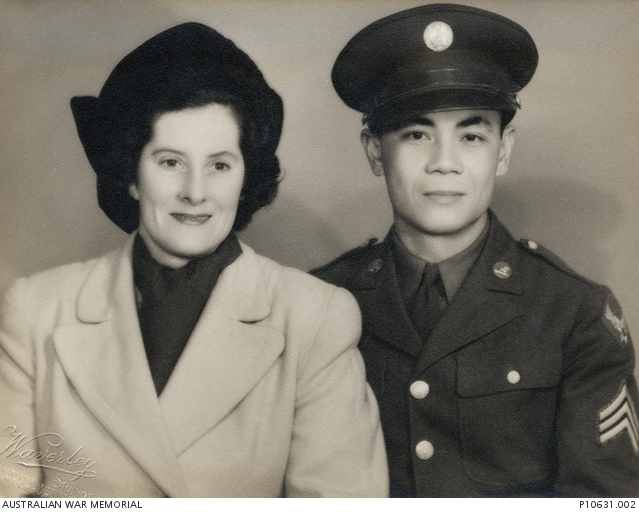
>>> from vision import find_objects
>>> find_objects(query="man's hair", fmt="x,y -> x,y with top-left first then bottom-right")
366,107 -> 515,139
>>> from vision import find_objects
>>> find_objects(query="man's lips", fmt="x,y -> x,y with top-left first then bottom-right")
423,190 -> 465,204
171,213 -> 212,225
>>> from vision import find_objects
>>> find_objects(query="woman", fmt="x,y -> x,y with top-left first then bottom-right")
0,23 -> 387,498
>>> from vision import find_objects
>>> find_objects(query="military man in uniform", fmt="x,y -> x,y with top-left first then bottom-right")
312,3 -> 639,497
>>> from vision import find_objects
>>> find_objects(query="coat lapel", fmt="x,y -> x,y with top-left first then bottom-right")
350,239 -> 424,359
52,236 -> 188,497
415,214 -> 526,370
159,242 -> 285,455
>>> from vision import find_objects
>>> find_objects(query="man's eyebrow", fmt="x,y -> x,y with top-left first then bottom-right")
457,115 -> 494,129
402,115 -> 435,127
399,115 -> 494,129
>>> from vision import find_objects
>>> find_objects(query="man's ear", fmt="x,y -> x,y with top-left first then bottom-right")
360,128 -> 385,177
128,183 -> 140,201
496,124 -> 515,177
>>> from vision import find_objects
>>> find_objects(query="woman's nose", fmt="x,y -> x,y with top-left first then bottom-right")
179,169 -> 206,205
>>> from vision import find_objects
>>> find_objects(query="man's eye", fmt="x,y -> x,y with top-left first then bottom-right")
464,134 -> 484,142
404,132 -> 425,140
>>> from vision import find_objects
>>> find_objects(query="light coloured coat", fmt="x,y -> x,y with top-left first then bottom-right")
0,237 -> 388,498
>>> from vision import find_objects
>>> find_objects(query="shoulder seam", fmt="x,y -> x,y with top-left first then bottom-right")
519,238 -> 600,289
311,238 -> 378,273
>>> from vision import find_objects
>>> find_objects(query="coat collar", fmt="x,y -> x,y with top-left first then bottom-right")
53,235 -> 284,496
75,236 -> 270,324
159,240 -> 284,455
349,211 -> 525,366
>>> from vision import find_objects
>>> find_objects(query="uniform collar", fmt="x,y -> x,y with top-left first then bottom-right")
391,218 -> 490,304
345,211 -> 523,361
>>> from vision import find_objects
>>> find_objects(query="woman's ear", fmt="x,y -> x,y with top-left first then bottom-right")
360,128 -> 385,177
128,183 -> 140,201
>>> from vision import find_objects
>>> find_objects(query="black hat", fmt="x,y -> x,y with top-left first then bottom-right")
332,3 -> 538,119
71,22 -> 283,233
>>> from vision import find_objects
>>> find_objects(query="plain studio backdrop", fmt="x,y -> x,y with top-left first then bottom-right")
0,0 -> 637,379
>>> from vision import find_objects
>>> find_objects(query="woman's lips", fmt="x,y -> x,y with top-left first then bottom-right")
171,213 -> 212,225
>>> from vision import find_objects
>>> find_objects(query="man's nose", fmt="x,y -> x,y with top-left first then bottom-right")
425,138 -> 461,174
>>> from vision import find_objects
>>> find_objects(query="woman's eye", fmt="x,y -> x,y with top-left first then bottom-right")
160,158 -> 180,168
214,162 -> 229,171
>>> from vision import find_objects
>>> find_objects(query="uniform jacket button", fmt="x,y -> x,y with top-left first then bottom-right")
410,380 -> 430,399
507,370 -> 521,384
415,440 -> 434,460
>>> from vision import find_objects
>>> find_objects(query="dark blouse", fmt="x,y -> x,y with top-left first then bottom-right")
132,233 -> 242,395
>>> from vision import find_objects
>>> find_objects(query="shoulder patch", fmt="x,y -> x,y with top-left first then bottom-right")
311,238 -> 378,274
603,293 -> 630,345
519,238 -> 597,287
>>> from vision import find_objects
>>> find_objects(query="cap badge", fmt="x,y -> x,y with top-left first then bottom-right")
423,21 -> 454,52
493,261 -> 512,279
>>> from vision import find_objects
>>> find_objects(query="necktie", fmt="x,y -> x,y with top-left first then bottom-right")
408,264 -> 446,341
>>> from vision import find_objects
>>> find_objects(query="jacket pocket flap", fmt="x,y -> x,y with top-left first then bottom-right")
456,322 -> 561,398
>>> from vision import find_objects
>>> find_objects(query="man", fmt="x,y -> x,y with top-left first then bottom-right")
312,3 -> 639,497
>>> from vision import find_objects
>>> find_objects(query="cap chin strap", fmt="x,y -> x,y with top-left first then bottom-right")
363,89 -> 520,126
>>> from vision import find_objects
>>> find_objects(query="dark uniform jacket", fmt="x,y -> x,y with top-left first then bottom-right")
312,212 -> 639,497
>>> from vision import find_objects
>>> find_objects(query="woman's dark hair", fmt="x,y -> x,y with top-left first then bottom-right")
113,87 -> 282,233
71,22 -> 283,233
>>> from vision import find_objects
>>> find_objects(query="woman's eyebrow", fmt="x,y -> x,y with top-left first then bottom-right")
149,149 -> 241,160
206,150 -> 241,160
150,148 -> 186,157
